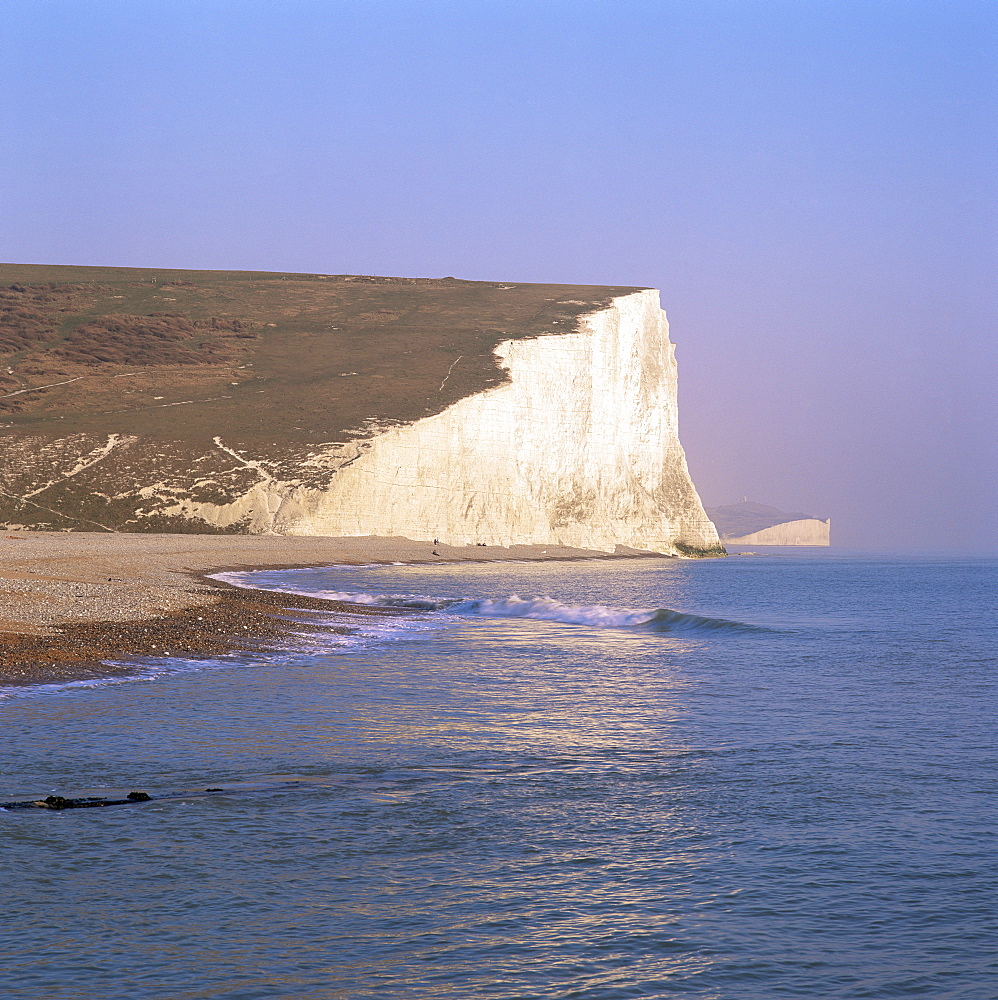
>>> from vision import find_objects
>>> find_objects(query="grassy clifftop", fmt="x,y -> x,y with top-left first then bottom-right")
0,264 -> 637,446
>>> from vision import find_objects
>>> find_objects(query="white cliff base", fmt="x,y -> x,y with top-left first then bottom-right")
174,290 -> 721,555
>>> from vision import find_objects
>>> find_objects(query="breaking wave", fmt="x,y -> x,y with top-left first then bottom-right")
450,595 -> 764,633
235,584 -> 766,635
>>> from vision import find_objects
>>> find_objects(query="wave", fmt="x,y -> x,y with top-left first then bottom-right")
225,581 -> 766,635
641,607 -> 766,633
449,595 -> 765,634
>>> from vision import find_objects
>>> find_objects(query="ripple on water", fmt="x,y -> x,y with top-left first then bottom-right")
1,555 -> 995,999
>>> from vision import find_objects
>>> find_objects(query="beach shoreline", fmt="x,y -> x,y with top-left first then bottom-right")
0,531 -> 665,687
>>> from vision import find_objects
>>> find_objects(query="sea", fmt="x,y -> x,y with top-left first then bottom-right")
1,551 -> 995,1000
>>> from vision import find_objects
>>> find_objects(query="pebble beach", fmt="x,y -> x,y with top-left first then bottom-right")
0,531 -> 618,686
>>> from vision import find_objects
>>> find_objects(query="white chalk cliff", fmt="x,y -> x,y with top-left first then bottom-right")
179,290 -> 721,554
705,501 -> 830,546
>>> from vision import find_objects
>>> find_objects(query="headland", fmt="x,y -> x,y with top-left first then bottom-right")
0,264 -> 720,555
706,501 -> 830,546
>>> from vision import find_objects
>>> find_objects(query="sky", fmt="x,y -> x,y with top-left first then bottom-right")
2,0 -> 994,552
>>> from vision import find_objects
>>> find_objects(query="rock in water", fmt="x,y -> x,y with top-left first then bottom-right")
0,792 -> 154,810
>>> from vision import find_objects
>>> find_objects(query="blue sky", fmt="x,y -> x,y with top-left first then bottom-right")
2,0 -> 994,550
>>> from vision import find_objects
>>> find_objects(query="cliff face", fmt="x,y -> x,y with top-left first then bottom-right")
177,290 -> 719,553
0,267 -> 720,555
722,520 -> 830,546
706,502 -> 830,546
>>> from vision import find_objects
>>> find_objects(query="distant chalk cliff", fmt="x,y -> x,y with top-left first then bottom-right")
0,266 -> 721,556
706,501 -> 830,546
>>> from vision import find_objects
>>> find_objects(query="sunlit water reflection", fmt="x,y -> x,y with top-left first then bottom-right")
2,554 -> 995,999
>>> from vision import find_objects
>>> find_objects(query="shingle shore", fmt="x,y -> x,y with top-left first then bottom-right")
0,531 -> 628,686
0,583 -> 413,687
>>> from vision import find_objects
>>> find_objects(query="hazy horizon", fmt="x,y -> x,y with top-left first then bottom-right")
3,1 -> 994,552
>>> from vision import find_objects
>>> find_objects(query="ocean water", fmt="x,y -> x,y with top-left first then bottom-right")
1,552 -> 995,1000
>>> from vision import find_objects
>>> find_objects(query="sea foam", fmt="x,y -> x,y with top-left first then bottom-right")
213,574 -> 763,635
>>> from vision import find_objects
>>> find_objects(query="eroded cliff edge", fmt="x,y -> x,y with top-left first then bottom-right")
0,266 -> 721,555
